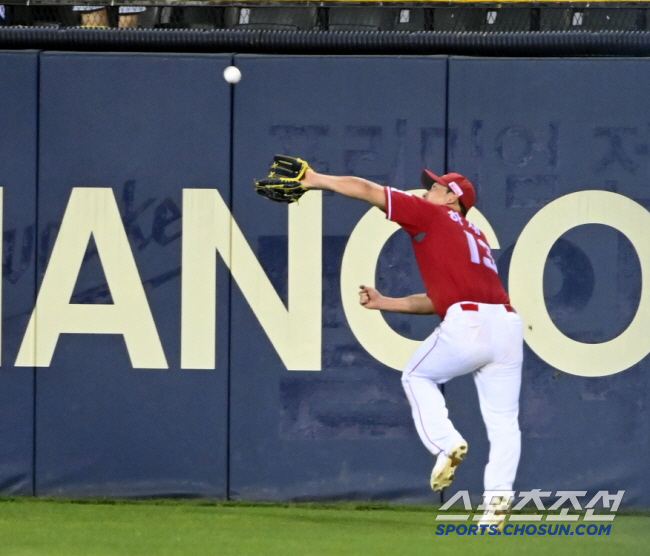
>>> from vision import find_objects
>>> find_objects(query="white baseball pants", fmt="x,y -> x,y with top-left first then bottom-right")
401,301 -> 523,491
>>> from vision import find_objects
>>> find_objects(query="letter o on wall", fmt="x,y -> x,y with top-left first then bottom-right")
509,191 -> 650,377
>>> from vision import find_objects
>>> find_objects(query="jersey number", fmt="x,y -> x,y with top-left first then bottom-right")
464,231 -> 498,273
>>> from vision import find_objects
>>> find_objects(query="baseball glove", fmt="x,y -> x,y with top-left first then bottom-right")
254,155 -> 311,204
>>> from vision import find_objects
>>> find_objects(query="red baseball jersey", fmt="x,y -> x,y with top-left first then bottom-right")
385,187 -> 510,318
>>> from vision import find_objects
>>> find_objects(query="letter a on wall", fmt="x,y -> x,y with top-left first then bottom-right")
15,188 -> 167,368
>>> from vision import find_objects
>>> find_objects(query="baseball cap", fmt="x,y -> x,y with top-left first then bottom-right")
420,169 -> 476,212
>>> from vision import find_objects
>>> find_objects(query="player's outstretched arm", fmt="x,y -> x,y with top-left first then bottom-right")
301,169 -> 387,211
359,286 -> 436,315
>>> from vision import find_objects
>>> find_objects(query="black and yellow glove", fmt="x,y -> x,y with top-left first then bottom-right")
269,155 -> 311,180
254,155 -> 311,204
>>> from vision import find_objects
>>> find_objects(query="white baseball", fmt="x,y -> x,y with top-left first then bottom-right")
223,66 -> 242,84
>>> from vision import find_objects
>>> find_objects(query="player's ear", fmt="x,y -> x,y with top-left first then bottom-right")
445,188 -> 460,204
445,192 -> 464,214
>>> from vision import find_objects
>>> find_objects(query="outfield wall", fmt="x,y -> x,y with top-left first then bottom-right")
0,51 -> 648,507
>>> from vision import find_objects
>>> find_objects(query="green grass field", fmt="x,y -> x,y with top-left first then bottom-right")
0,499 -> 648,556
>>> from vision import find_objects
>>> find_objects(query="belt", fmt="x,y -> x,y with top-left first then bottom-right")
460,302 -> 516,314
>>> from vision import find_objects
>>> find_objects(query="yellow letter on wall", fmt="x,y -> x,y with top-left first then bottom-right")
181,189 -> 322,370
509,191 -> 650,377
15,188 -> 167,368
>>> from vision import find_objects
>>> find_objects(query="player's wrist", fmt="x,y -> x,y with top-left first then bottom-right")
372,294 -> 389,311
301,169 -> 318,189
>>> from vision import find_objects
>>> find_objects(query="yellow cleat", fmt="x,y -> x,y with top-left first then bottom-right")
478,496 -> 511,533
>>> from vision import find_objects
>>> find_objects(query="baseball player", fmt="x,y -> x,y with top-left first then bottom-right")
255,156 -> 524,528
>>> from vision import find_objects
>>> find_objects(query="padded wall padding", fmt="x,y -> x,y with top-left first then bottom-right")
445,57 -> 650,506
35,52 -> 233,496
229,55 -> 448,502
0,50 -> 38,495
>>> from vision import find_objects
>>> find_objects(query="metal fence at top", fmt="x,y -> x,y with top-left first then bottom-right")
1,2 -> 650,33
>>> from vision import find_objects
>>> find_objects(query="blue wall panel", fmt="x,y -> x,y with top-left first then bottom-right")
230,55 -> 448,502
0,51 -> 37,495
36,52 -> 232,496
445,58 -> 650,507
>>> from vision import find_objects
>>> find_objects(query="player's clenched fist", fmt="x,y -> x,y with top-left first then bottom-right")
359,285 -> 383,310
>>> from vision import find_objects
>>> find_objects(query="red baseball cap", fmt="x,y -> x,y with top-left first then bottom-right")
421,170 -> 476,212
